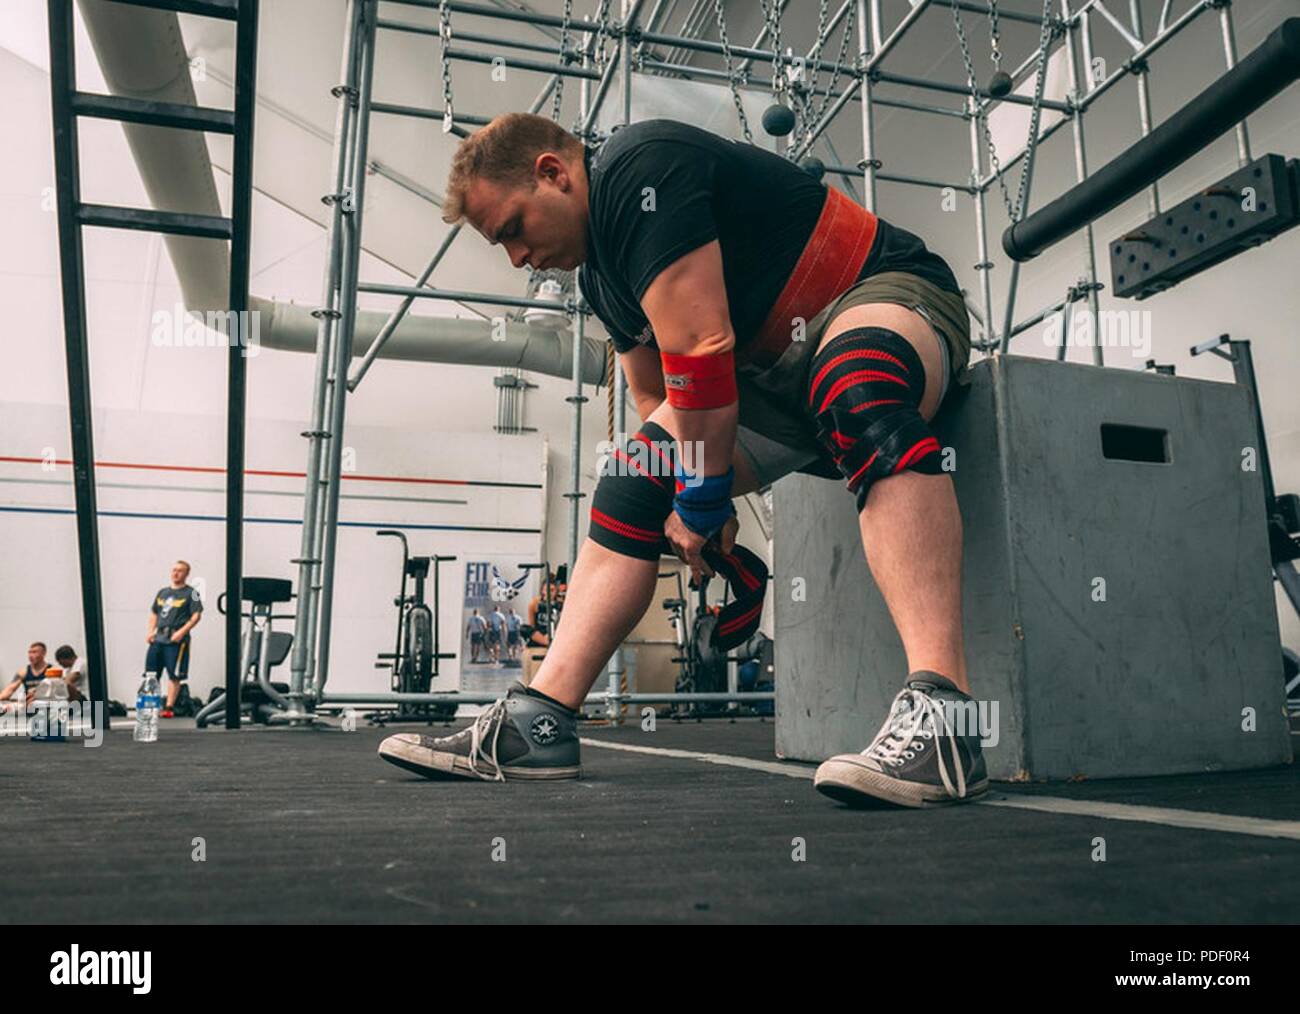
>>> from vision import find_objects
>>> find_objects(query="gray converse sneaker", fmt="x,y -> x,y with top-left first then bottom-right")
377,682 -> 581,781
814,672 -> 988,807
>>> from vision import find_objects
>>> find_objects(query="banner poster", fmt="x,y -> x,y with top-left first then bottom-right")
459,558 -> 536,693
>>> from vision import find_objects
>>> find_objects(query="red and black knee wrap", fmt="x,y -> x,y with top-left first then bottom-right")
589,422 -> 677,561
807,326 -> 942,510
588,424 -> 768,647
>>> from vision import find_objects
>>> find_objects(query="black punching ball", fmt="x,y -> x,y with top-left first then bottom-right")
762,103 -> 796,137
987,70 -> 1013,98
800,157 -> 826,182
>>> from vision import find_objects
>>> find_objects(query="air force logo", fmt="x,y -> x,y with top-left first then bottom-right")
489,566 -> 529,602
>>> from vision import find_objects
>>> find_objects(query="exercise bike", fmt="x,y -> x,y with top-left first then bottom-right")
370,530 -> 458,725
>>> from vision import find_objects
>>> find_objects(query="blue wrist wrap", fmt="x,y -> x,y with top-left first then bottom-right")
673,466 -> 736,538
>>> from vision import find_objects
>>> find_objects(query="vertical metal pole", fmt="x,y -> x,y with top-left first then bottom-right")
224,0 -> 260,729
1079,8 -> 1095,93
1059,1 -> 1101,364
1057,288 -> 1073,361
314,0 -> 379,695
621,0 -> 633,124
568,12 -> 591,579
857,0 -> 876,212
579,16 -> 593,131
47,0 -> 108,731
968,98 -> 995,348
1129,0 -> 1160,217
607,0 -> 636,723
567,310 -> 586,575
1218,1 -> 1252,166
290,0 -> 364,714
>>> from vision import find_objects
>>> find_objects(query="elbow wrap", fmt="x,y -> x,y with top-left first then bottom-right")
661,350 -> 738,410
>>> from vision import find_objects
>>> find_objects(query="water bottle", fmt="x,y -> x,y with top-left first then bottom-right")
134,672 -> 161,743
30,669 -> 69,742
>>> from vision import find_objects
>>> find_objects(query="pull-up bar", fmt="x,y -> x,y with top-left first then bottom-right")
1003,18 -> 1299,262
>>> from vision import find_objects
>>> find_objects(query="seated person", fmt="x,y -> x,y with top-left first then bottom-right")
1,642 -> 53,714
526,576 -> 565,648
54,644 -> 87,702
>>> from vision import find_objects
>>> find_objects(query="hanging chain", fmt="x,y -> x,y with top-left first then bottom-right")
438,0 -> 454,133
552,0 -> 573,122
989,0 -> 1003,74
592,0 -> 613,71
759,0 -> 786,99
796,0 -> 856,154
712,0 -> 753,143
790,0 -> 829,151
952,0 -> 1054,222
1015,0 -> 1057,217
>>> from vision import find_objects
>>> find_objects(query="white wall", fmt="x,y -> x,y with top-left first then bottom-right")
0,7 -> 769,702
2,0 -> 1296,700
0,401 -> 542,702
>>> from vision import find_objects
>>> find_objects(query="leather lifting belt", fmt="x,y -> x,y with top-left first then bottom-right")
743,186 -> 878,369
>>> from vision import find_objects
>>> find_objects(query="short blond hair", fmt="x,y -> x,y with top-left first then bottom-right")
175,560 -> 191,575
441,112 -> 584,224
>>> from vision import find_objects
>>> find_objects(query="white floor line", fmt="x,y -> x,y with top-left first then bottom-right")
581,738 -> 1300,842
981,794 -> 1300,841
580,737 -> 816,780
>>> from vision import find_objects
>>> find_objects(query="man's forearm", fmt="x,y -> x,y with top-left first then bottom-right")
636,395 -> 755,489
667,402 -> 738,478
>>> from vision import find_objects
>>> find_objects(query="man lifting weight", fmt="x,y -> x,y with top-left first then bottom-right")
379,113 -> 986,807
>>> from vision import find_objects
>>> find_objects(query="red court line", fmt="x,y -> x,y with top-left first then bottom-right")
0,455 -> 537,489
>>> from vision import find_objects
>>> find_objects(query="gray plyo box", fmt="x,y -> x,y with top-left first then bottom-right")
774,355 -> 1292,780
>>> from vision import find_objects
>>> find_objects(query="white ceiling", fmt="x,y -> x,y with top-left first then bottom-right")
170,0 -> 1078,319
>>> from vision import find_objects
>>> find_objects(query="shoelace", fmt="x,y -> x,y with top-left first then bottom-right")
464,699 -> 510,782
862,689 -> 969,799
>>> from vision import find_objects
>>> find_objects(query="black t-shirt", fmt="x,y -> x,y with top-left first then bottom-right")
152,585 -> 202,644
579,119 -> 961,353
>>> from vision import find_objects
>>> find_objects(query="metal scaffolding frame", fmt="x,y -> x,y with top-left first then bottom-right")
288,0 -> 1269,720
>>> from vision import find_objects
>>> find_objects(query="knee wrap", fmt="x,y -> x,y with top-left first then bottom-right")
589,422 -> 677,561
588,423 -> 769,647
807,326 -> 942,510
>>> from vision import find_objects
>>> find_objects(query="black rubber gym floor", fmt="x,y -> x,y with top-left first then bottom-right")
4,716 -> 1297,924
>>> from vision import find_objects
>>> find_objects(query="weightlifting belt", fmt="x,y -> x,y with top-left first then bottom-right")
743,186 -> 878,369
